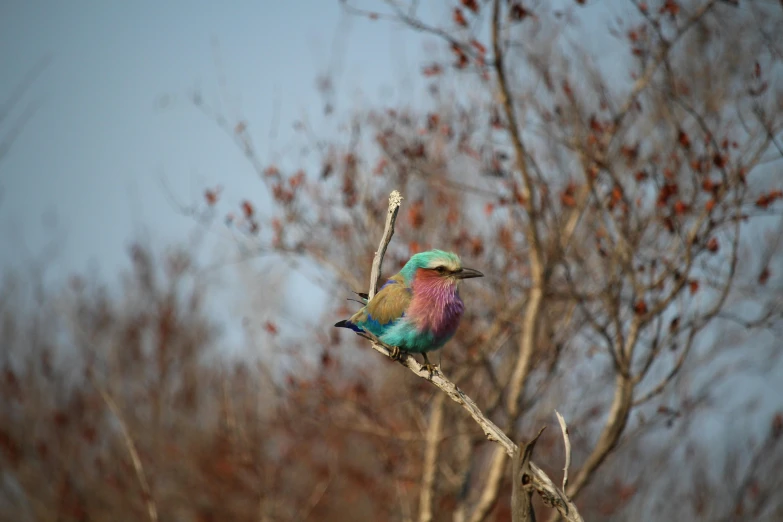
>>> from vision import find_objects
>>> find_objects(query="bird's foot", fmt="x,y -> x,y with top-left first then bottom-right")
421,363 -> 439,377
420,353 -> 439,378
388,345 -> 405,361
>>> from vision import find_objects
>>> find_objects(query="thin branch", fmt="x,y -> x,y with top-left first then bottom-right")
727,423 -> 782,521
298,450 -> 337,520
491,0 -> 536,206
0,99 -> 43,167
341,0 -> 488,65
419,394 -> 446,522
570,375 -> 634,503
634,189 -> 744,405
0,55 -> 50,124
555,411 -> 571,493
94,383 -> 159,522
632,326 -> 697,405
469,447 -> 511,522
611,0 -> 720,141
368,190 -> 403,300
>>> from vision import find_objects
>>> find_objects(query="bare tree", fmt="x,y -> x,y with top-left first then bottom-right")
184,0 -> 783,520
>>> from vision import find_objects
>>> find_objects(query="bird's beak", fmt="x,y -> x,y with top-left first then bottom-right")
454,267 -> 484,279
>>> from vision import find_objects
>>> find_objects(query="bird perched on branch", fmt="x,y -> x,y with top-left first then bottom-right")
335,250 -> 483,372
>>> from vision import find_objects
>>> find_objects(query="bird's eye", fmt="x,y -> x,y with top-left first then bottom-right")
435,266 -> 446,273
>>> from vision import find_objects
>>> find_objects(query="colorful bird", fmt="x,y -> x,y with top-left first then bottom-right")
335,250 -> 483,371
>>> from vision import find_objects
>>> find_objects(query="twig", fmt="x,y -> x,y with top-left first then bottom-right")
613,0 -> 720,139
0,55 -> 50,123
95,383 -> 159,522
340,1 -> 488,66
298,450 -> 337,520
555,411 -> 571,492
512,427 -> 546,522
362,191 -> 583,522
560,373 -> 634,505
368,190 -> 402,300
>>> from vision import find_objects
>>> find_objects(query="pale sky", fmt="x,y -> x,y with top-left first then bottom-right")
0,0 -> 434,280
0,0 -> 623,279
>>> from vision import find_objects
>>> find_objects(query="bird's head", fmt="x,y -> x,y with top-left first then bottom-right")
400,250 -> 484,286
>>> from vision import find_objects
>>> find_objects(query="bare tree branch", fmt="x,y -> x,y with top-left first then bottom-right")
463,4 -> 553,520
555,411 -> 571,493
368,190 -> 403,300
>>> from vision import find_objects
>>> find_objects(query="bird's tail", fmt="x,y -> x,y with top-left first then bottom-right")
334,319 -> 363,333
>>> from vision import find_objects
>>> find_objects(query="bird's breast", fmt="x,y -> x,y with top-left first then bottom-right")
408,287 -> 465,339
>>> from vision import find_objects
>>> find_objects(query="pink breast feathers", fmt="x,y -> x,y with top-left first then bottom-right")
409,270 -> 466,339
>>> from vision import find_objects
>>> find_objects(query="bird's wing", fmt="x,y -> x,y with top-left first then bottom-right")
352,274 -> 411,330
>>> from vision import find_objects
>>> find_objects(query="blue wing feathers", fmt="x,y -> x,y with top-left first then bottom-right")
334,319 -> 363,333
379,279 -> 395,290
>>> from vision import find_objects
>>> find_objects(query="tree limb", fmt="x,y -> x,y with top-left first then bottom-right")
419,394 -> 446,522
468,3 -> 551,520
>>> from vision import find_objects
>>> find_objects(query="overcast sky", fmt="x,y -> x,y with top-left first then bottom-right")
0,0 -> 438,280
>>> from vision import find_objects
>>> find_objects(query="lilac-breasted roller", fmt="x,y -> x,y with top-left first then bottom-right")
334,250 -> 483,370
